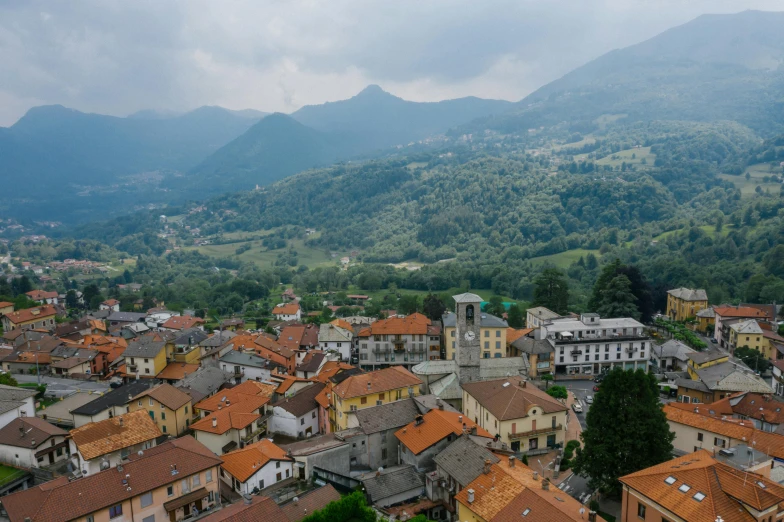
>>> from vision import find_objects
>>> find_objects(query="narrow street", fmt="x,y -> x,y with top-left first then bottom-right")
13,374 -> 110,397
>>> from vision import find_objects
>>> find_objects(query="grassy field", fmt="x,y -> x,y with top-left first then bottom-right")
719,163 -> 782,198
596,146 -> 654,168
552,136 -> 596,152
187,237 -> 346,270
348,286 -> 518,304
529,248 -> 600,269
594,113 -> 627,129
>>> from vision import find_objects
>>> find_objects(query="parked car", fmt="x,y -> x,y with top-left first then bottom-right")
710,338 -> 718,344
593,385 -> 600,392
586,395 -> 593,404
572,403 -> 583,413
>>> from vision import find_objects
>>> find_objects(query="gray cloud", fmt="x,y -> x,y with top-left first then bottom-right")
0,0 -> 782,125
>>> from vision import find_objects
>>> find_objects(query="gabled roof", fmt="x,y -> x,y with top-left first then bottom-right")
296,352 -> 325,373
200,330 -> 237,347
1,436 -> 220,522
272,303 -> 300,315
69,410 -> 162,460
26,290 -> 59,301
198,495 -> 289,522
2,305 -> 57,325
332,366 -> 421,399
71,381 -> 152,416
318,323 -> 352,342
107,311 -> 147,322
713,306 -> 768,319
694,363 -> 773,393
190,396 -> 268,434
162,315 -> 204,330
361,465 -> 424,502
156,362 -> 200,381
434,434 -> 500,487
506,328 -> 533,344
133,383 -> 192,410
621,450 -> 784,522
280,484 -> 341,522
442,311 -> 508,328
275,383 -> 326,417
360,313 -> 431,336
354,398 -> 420,434
195,380 -> 276,413
175,366 -> 232,399
461,377 -> 567,421
0,384 -> 37,401
667,288 -> 708,301
220,350 -> 283,370
0,417 -> 67,448
122,337 -> 166,358
396,409 -> 491,455
172,327 -> 209,345
221,439 -> 291,482
655,339 -> 696,361
730,319 -> 763,335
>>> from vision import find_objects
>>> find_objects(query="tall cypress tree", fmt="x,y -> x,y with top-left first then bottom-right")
573,368 -> 674,497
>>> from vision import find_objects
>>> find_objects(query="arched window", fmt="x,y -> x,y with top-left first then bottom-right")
466,304 -> 475,324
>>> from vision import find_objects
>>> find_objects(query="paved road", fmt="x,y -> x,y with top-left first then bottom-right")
14,374 -> 110,397
558,472 -> 593,505
562,379 -> 595,430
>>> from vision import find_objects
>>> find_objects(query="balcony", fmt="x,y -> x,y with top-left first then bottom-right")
392,337 -> 407,345
552,333 -> 648,345
127,364 -> 138,373
508,424 -> 563,440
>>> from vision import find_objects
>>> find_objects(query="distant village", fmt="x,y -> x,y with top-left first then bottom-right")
0,280 -> 780,522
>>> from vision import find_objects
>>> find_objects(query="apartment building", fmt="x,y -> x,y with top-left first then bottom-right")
356,313 -> 441,371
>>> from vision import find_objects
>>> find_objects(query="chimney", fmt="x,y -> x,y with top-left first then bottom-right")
415,415 -> 424,426
467,489 -> 475,503
522,381 -> 527,388
212,417 -> 217,428
243,494 -> 253,505
588,512 -> 597,522
483,459 -> 491,474
367,381 -> 372,390
437,399 -> 444,410
119,417 -> 124,427
458,415 -> 463,422
541,478 -> 550,491
470,426 -> 477,436
533,471 -> 539,480
508,456 -> 516,468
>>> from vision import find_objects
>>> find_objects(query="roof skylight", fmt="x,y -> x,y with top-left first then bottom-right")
664,476 -> 677,485
678,484 -> 691,493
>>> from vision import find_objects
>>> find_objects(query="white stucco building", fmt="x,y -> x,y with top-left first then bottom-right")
220,439 -> 294,495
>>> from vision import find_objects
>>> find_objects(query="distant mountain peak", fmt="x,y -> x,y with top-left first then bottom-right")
355,84 -> 391,98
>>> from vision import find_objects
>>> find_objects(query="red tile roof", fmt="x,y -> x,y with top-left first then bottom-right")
272,303 -> 300,315
360,313 -> 431,336
195,380 -> 277,413
714,306 -> 768,319
2,305 -> 57,325
221,439 -> 291,482
333,366 -> 421,399
156,362 -> 200,381
69,410 -> 162,461
462,377 -> 567,421
396,409 -> 491,454
26,290 -> 58,301
162,315 -> 205,330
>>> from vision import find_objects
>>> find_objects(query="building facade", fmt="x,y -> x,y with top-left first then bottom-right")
666,288 -> 708,322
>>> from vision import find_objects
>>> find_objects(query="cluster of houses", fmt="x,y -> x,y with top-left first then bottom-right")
0,284 -> 780,521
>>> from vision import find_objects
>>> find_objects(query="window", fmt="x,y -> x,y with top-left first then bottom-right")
495,341 -> 501,349
378,393 -> 385,401
678,484 -> 691,493
697,433 -> 703,442
693,492 -> 706,502
142,516 -> 155,522
181,478 -> 190,493
484,330 -> 489,338
161,412 -> 166,420
360,397 -> 367,405
87,517 -> 95,522
149,398 -> 154,406
714,437 -> 726,448
144,358 -> 149,363
484,341 -> 489,349
636,503 -> 646,519
193,473 -> 200,487
138,400 -> 142,406
276,472 -> 282,481
285,469 -> 289,478
206,469 -> 213,483
276,461 -> 280,468
167,485 -> 174,496
145,368 -> 150,374
109,504 -> 123,519
382,448 -> 388,460
140,492 -> 153,508
301,418 -> 305,425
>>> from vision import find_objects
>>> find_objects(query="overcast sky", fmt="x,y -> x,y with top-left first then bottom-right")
1,0 -> 782,126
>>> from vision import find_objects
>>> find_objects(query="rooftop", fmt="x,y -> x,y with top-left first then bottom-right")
353,398 -> 420,434
70,381 -> 152,416
69,410 -> 162,461
332,366 -> 421,399
361,465 -> 424,502
272,303 -> 300,315
221,439 -> 291,482
132,383 -> 192,410
395,409 -> 491,455
0,417 -> 67,448
442,311 -> 508,328
667,287 -> 708,301
434,434 -> 501,487
461,377 -> 567,421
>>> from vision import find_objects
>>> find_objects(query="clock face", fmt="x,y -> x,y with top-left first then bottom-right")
464,331 -> 476,341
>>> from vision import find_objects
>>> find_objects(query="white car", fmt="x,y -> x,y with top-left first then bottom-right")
586,395 -> 593,404
572,403 -> 583,413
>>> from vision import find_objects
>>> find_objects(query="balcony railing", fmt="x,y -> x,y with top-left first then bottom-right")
552,334 -> 648,344
392,338 -> 407,345
508,424 -> 562,440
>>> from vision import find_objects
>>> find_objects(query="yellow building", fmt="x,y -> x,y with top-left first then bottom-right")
0,301 -> 14,315
462,376 -> 568,453
129,383 -> 193,436
444,311 -> 508,360
123,338 -> 168,378
330,366 -> 422,431
666,288 -> 708,322
0,304 -> 57,331
685,351 -> 728,380
728,319 -> 764,353
695,306 -> 715,334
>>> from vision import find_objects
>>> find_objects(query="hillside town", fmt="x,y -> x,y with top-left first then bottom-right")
0,283 -> 777,522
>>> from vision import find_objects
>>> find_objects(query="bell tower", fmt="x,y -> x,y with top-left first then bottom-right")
454,292 -> 482,384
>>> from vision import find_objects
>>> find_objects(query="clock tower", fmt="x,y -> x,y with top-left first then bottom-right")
454,292 -> 482,384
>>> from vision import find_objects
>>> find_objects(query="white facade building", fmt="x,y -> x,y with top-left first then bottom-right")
535,313 -> 652,376
318,324 -> 353,361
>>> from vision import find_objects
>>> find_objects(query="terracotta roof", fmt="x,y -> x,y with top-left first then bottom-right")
333,366 -> 422,399
6,351 -> 51,364
455,456 -> 601,522
156,362 -> 200,381
312,361 -> 357,383
396,409 -> 491,454
278,325 -> 306,351
713,306 -> 768,319
221,439 -> 291,482
101,299 -> 119,306
730,393 -> 784,425
272,303 -> 300,315
26,290 -> 58,300
0,417 -> 67,448
1,436 -> 220,522
361,313 -> 431,336
190,396 -> 268,434
195,380 -> 277,413
462,377 -> 567,421
161,315 -> 204,330
329,318 -> 354,331
506,328 -> 533,344
314,386 -> 331,409
69,410 -> 162,461
133,383 -> 192,410
198,495 -> 289,522
250,334 -> 295,359
280,484 -> 341,522
2,305 -> 57,325
621,450 -> 784,522
276,375 -> 313,395
0,301 -> 13,309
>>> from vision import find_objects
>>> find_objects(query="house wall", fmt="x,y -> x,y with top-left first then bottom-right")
463,389 -> 567,449
667,295 -> 708,322
366,430 -> 401,470
372,485 -> 426,508
729,330 -> 763,352
269,406 -> 319,439
445,326 -> 507,360
292,444 -> 350,480
320,341 -> 351,362
331,386 -> 419,431
194,430 -> 235,456
0,398 -> 34,428
220,362 -> 270,384
2,315 -> 56,331
668,420 -> 741,455
129,398 -> 192,436
72,404 -> 127,428
400,436 -> 454,472
126,348 -> 167,378
221,459 -> 293,495
457,500 -> 488,522
71,439 -> 156,476
0,435 -> 69,468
